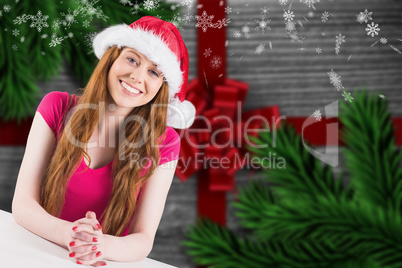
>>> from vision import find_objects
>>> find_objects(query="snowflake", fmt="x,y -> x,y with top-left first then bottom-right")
327,69 -> 344,91
284,30 -> 304,43
84,32 -> 97,47
119,0 -> 130,5
83,20 -> 90,28
196,11 -> 214,33
130,3 -> 140,14
13,14 -> 32,24
12,44 -> 17,51
285,20 -> 296,32
170,5 -> 177,11
307,11 -> 314,18
278,0 -> 289,6
12,29 -> 19,36
342,91 -> 354,103
49,34 -> 64,47
3,5 -> 11,12
214,18 -> 230,29
20,36 -> 25,43
77,0 -> 108,21
255,18 -> 271,33
60,8 -> 78,28
316,47 -> 322,54
225,7 -> 232,14
210,55 -> 222,70
380,38 -> 388,44
41,51 -> 46,56
356,9 -> 372,24
261,7 -> 269,17
241,25 -> 251,39
30,10 -> 49,32
41,34 -> 48,39
335,34 -> 345,55
321,11 -> 330,22
366,22 -> 380,37
300,0 -> 320,8
204,48 -> 212,57
143,0 -> 160,11
313,110 -> 322,121
283,10 -> 294,21
180,0 -> 193,7
233,30 -> 241,38
255,43 -> 265,55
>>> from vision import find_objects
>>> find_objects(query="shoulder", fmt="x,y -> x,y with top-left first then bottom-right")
161,127 -> 181,146
158,127 -> 181,161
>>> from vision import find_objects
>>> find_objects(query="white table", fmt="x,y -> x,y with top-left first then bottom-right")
0,210 -> 176,268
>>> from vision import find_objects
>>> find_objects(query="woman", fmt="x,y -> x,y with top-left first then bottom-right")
12,16 -> 195,266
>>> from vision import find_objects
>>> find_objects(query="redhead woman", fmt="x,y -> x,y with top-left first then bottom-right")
12,16 -> 195,266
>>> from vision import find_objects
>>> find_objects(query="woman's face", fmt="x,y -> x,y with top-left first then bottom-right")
107,47 -> 164,111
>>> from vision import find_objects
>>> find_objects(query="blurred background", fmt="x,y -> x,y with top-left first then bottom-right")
0,0 -> 401,267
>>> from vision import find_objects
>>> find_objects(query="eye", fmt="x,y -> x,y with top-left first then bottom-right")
127,57 -> 137,65
150,70 -> 160,77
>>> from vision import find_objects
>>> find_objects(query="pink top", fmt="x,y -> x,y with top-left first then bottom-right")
36,91 -> 181,236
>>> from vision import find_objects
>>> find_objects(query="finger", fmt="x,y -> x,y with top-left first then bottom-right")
71,244 -> 100,254
92,261 -> 107,267
73,230 -> 99,243
75,251 -> 103,265
74,218 -> 102,231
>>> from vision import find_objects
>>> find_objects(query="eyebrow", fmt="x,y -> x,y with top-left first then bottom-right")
125,49 -> 158,67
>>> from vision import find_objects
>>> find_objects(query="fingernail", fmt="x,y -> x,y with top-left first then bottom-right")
91,246 -> 97,251
72,226 -> 78,231
101,262 -> 107,266
92,237 -> 98,242
96,251 -> 102,258
69,252 -> 75,258
77,260 -> 83,264
95,224 -> 102,229
69,241 -> 76,247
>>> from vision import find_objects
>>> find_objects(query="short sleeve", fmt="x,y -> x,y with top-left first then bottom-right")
158,127 -> 181,165
35,91 -> 72,139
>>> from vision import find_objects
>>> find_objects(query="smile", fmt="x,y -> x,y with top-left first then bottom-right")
120,80 -> 143,95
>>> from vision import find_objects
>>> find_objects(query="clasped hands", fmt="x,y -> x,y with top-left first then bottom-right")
67,211 -> 107,266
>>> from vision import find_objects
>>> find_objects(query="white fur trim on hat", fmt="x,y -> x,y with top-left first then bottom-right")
167,98 -> 196,129
93,24 -> 183,100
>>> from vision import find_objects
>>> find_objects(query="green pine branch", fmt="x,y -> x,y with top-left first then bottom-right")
184,91 -> 402,267
340,91 -> 402,215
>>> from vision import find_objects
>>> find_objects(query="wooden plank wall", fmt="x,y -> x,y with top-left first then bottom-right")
0,0 -> 401,267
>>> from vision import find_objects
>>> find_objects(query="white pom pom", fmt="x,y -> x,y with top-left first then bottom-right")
167,98 -> 196,129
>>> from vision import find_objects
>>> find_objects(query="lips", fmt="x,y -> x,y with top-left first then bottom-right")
119,80 -> 143,94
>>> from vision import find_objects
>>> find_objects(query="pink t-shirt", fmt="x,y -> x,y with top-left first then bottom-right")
36,91 -> 181,236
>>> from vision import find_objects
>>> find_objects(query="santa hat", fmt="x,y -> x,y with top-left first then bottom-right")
92,16 -> 195,129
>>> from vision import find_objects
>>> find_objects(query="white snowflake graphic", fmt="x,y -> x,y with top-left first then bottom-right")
130,3 -> 140,14
204,48 -> 212,58
241,24 -> 251,39
335,33 -> 345,55
321,11 -> 330,22
49,34 -> 64,47
77,0 -> 108,21
366,22 -> 380,37
307,11 -> 314,18
285,20 -> 296,32
255,43 -> 265,55
342,91 -> 354,103
29,10 -> 49,32
380,38 -> 388,44
143,0 -> 160,11
313,110 -> 322,121
261,7 -> 269,17
278,0 -> 289,6
210,55 -> 222,70
284,30 -> 305,43
84,32 -> 97,47
41,34 -> 48,39
3,5 -> 11,12
225,7 -> 232,15
328,69 -> 344,91
195,11 -> 214,32
12,44 -> 18,51
233,30 -> 241,38
316,47 -> 322,54
300,0 -> 320,8
283,10 -> 294,21
60,8 -> 78,28
119,0 -> 130,5
83,20 -> 90,28
180,0 -> 193,7
12,29 -> 19,36
13,14 -> 32,25
255,18 -> 271,33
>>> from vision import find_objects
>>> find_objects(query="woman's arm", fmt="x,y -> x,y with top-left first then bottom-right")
99,160 -> 177,262
12,112 -> 73,248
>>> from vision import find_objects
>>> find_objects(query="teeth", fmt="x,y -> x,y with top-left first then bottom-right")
121,81 -> 141,94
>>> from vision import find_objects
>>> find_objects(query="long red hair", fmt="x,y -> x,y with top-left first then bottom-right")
40,46 -> 169,236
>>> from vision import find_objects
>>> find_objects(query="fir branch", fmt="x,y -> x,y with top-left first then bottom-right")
246,123 -> 347,204
340,91 -> 402,215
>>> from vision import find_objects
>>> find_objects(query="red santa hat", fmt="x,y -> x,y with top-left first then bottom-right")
92,16 -> 195,129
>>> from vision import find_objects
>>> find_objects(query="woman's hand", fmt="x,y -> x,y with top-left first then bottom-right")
67,211 -> 107,266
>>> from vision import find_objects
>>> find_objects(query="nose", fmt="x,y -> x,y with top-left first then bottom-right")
129,66 -> 146,84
